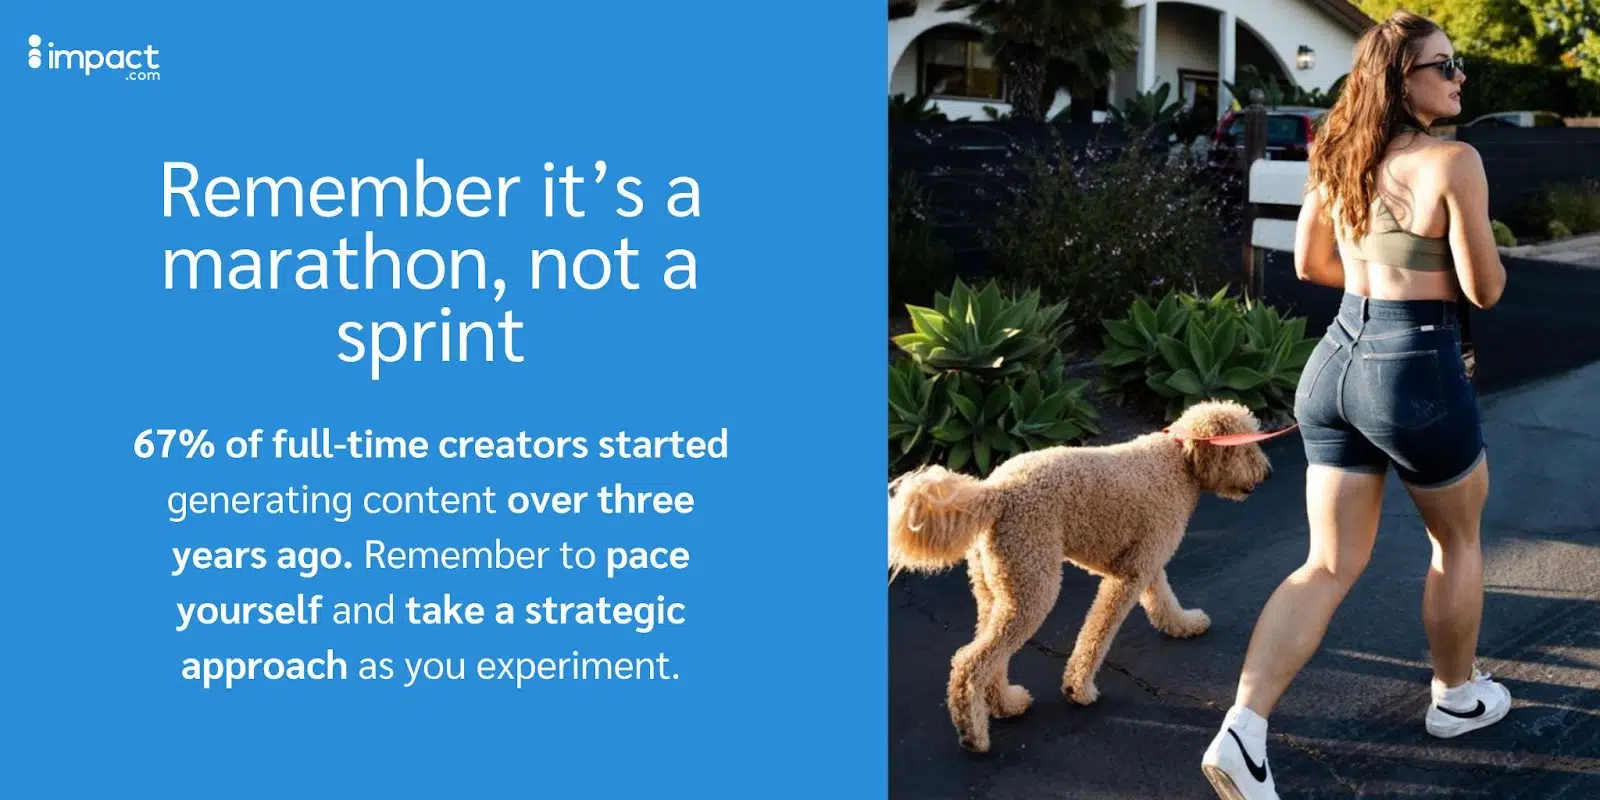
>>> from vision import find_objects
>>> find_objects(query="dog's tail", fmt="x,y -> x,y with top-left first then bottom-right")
888,464 -> 1001,581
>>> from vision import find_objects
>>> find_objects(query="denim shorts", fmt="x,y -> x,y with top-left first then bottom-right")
1293,292 -> 1486,489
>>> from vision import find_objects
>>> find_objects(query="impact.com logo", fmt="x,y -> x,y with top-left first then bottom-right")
28,34 -> 161,81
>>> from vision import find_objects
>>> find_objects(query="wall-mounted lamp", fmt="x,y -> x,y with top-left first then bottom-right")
1297,46 -> 1315,70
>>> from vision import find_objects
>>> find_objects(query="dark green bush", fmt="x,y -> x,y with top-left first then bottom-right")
1492,220 -> 1518,246
1522,180 -> 1600,237
889,173 -> 957,316
983,135 -> 1235,339
1450,56 -> 1600,120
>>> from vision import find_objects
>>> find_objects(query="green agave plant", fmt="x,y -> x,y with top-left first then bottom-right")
1145,296 -> 1318,421
1239,299 -> 1318,413
1009,352 -> 1101,449
928,359 -> 1100,477
890,278 -> 1101,477
1097,287 -> 1318,422
1176,284 -> 1242,328
932,372 -> 1016,476
1107,81 -> 1185,132
893,278 -> 1073,381
1145,307 -> 1270,420
888,357 -> 947,472
1096,291 -> 1189,405
889,348 -> 1100,477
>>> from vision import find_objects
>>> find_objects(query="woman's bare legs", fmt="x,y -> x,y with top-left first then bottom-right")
1235,465 -> 1387,717
1404,456 -> 1490,688
1201,465 -> 1386,798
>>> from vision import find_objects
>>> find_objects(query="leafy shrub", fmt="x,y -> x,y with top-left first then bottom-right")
889,174 -> 957,315
1452,57 -> 1597,121
1107,82 -> 1184,134
1524,181 -> 1600,238
1550,219 -> 1574,239
1491,219 -> 1518,247
890,92 -> 948,123
1570,70 -> 1600,117
1225,65 -> 1288,108
984,132 -> 1236,337
889,279 -> 1099,475
1096,287 -> 1317,423
1222,65 -> 1342,109
1286,83 -> 1342,108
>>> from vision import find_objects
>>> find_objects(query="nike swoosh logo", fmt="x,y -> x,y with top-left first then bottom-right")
1227,729 -> 1269,782
1437,699 -> 1486,719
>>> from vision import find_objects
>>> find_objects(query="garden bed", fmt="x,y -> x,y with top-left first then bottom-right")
888,124 -> 1308,480
890,312 -> 1165,447
888,281 -> 1311,483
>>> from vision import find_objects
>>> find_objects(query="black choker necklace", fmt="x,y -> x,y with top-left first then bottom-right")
1394,112 -> 1429,135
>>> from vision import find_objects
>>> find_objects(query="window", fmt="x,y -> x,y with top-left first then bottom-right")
1534,112 -> 1567,128
920,34 -> 1003,101
1222,115 -> 1308,147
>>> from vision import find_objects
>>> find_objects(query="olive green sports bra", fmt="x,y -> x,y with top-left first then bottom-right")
1346,196 -> 1452,272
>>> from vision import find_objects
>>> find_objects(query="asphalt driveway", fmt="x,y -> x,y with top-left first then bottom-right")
889,258 -> 1600,799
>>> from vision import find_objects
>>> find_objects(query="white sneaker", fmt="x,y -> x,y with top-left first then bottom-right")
1425,667 -> 1512,739
1201,718 -> 1279,800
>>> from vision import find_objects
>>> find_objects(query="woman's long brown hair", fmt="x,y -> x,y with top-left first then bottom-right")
1307,10 -> 1441,242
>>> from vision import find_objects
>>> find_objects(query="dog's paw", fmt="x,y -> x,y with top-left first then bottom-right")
1063,678 -> 1099,706
990,685 -> 1033,718
957,728 -> 991,754
1170,609 -> 1211,638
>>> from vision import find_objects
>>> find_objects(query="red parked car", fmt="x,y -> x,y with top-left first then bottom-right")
1207,105 -> 1329,168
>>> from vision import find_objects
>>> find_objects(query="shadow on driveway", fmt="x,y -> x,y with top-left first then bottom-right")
889,254 -> 1600,799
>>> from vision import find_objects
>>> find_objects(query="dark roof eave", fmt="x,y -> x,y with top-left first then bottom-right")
1306,0 -> 1378,36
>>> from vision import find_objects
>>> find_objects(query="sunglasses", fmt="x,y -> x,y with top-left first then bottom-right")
1412,56 -> 1465,80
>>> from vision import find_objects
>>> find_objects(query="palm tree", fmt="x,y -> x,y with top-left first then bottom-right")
1043,19 -> 1138,124
937,0 -> 1137,121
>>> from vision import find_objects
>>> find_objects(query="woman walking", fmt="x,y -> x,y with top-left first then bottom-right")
1199,11 -> 1510,799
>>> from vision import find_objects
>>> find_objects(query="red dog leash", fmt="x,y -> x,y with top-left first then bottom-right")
1163,422 -> 1300,446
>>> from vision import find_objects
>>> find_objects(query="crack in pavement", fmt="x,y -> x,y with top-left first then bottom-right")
895,582 -> 1363,795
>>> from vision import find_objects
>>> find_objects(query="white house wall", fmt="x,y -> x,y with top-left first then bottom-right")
890,47 -> 918,97
1125,0 -> 1357,95
890,0 -> 1361,116
887,1 -> 1073,119
1155,3 -> 1220,100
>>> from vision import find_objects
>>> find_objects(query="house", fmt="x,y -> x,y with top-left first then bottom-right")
889,0 -> 1373,122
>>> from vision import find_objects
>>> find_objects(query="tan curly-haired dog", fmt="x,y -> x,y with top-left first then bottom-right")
888,399 -> 1276,753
